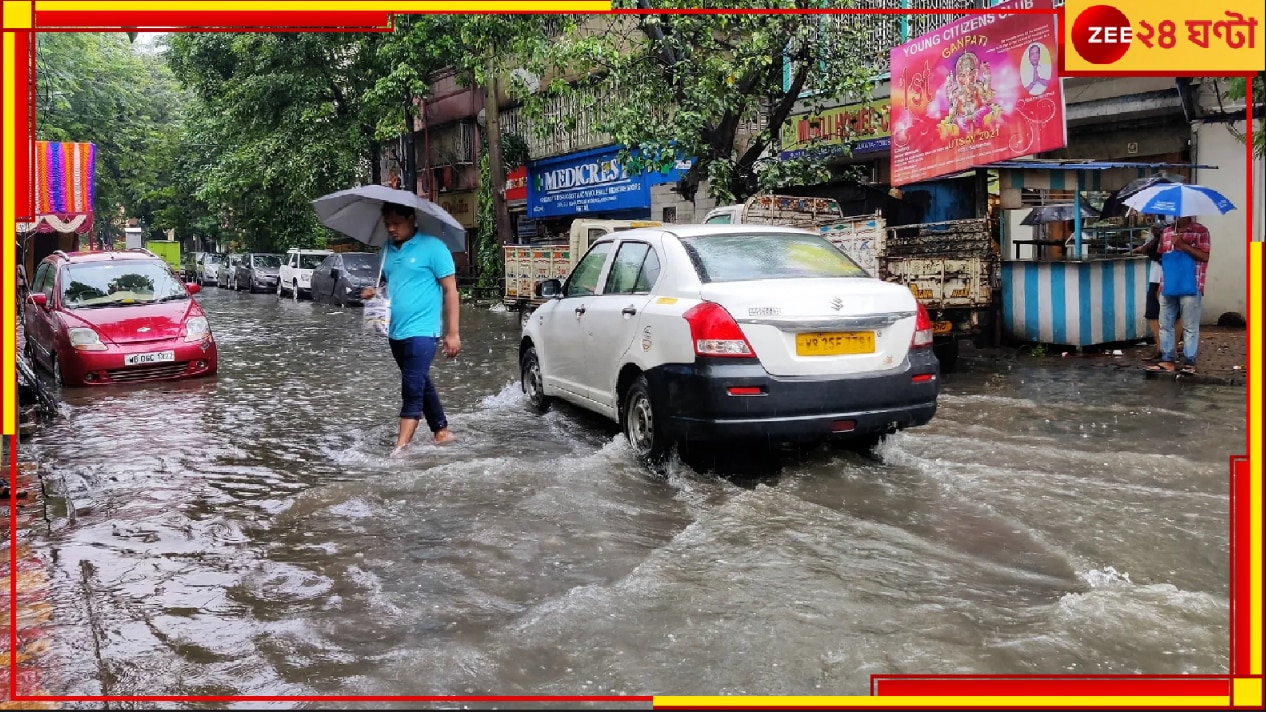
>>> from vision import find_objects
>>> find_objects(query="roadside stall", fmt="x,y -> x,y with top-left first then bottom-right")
991,159 -> 1217,348
16,141 -> 97,277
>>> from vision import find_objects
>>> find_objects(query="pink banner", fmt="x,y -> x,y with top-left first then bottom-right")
889,0 -> 1066,186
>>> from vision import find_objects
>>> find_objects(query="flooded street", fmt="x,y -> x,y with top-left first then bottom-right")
22,287 -> 1241,703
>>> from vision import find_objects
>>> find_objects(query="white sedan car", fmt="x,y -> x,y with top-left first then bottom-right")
519,224 -> 940,467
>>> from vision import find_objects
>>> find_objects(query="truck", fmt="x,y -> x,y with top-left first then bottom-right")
144,240 -> 182,273
702,194 -> 999,369
503,218 -> 662,328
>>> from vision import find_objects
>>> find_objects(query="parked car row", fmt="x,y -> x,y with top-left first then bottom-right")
190,248 -> 380,306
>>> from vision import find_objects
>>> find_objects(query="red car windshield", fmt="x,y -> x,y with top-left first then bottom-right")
61,261 -> 188,309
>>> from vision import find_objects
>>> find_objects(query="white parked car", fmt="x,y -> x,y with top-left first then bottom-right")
519,225 -> 940,468
198,253 -> 226,287
278,248 -> 333,299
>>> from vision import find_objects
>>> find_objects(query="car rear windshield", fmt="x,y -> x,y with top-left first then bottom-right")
62,261 -> 187,308
678,232 -> 868,283
341,254 -> 378,272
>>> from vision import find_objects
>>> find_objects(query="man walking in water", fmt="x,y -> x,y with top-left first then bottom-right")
363,202 -> 461,453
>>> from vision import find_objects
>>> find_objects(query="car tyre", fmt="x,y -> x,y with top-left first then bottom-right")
622,375 -> 671,471
520,346 -> 552,415
50,354 -> 65,388
292,281 -> 300,301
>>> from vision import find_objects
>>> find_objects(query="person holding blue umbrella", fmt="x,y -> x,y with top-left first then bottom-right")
1125,182 -> 1236,375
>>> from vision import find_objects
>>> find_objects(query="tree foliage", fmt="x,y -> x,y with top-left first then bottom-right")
35,32 -> 187,243
500,1 -> 887,204
165,32 -> 389,252
1224,73 -> 1264,159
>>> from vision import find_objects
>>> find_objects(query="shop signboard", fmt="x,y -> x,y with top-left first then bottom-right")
779,99 -> 891,161
438,190 -> 477,228
505,166 -> 528,202
527,144 -> 693,219
889,0 -> 1067,186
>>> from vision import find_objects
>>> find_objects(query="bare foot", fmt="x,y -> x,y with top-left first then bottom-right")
433,428 -> 456,444
390,444 -> 409,458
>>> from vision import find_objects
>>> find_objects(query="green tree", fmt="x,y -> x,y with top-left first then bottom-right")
499,1 -> 887,204
35,32 -> 191,245
165,32 -> 388,252
1224,73 -> 1264,159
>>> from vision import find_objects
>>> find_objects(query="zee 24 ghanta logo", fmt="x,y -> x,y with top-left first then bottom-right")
1068,3 -> 1259,67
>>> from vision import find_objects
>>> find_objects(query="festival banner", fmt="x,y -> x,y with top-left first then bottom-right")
33,140 -> 95,217
889,0 -> 1066,186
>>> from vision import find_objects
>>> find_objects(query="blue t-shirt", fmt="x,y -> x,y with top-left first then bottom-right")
381,231 -> 456,340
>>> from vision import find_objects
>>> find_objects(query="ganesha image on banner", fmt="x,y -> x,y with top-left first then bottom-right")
938,51 -> 1002,139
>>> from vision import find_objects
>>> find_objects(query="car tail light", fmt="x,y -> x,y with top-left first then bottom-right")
682,302 -> 755,358
911,302 -> 934,349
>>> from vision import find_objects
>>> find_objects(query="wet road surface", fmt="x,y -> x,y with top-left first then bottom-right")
21,286 -> 1242,704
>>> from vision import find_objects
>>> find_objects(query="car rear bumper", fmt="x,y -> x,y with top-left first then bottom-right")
62,339 -> 219,386
644,349 -> 939,443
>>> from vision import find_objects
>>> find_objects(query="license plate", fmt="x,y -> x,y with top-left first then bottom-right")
933,320 -> 953,335
795,331 -> 875,356
124,350 -> 175,366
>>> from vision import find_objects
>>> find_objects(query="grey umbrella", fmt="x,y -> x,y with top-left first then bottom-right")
1019,203 -> 1100,226
312,184 -> 467,252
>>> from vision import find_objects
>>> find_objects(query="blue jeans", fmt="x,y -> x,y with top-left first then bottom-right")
1159,294 -> 1202,364
388,336 -> 447,432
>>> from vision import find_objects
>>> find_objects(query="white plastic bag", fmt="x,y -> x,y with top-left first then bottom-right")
363,294 -> 391,337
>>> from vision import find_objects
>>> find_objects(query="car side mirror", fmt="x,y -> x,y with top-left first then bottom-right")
536,279 -> 562,299
329,269 -> 341,281
187,283 -> 202,295
27,293 -> 47,308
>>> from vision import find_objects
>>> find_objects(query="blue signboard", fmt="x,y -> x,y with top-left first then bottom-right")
527,144 -> 693,219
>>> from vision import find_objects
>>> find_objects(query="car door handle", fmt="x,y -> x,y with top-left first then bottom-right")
621,306 -> 637,316
574,306 -> 586,316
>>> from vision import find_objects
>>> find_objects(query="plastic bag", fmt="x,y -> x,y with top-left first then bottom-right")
363,294 -> 391,337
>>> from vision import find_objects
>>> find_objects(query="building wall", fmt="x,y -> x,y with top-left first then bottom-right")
1191,119 -> 1250,322
650,182 -> 718,224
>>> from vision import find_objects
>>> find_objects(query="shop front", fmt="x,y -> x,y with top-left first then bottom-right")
993,160 -> 1216,347
525,144 -> 685,242
505,165 -> 531,244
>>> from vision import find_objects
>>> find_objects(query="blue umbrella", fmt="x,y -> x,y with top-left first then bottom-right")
312,184 -> 467,252
1123,184 -> 1237,218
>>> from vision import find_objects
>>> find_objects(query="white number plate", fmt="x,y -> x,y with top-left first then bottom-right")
124,350 -> 175,366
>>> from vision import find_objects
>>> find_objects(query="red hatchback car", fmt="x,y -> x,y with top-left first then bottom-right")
22,249 -> 218,387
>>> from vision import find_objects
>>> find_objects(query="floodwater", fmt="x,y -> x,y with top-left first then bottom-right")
20,287 -> 1242,705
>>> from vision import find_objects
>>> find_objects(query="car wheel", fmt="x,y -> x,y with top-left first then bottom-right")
520,346 -> 552,415
50,354 -> 65,388
277,282 -> 285,298
292,281 -> 299,301
622,375 -> 671,470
